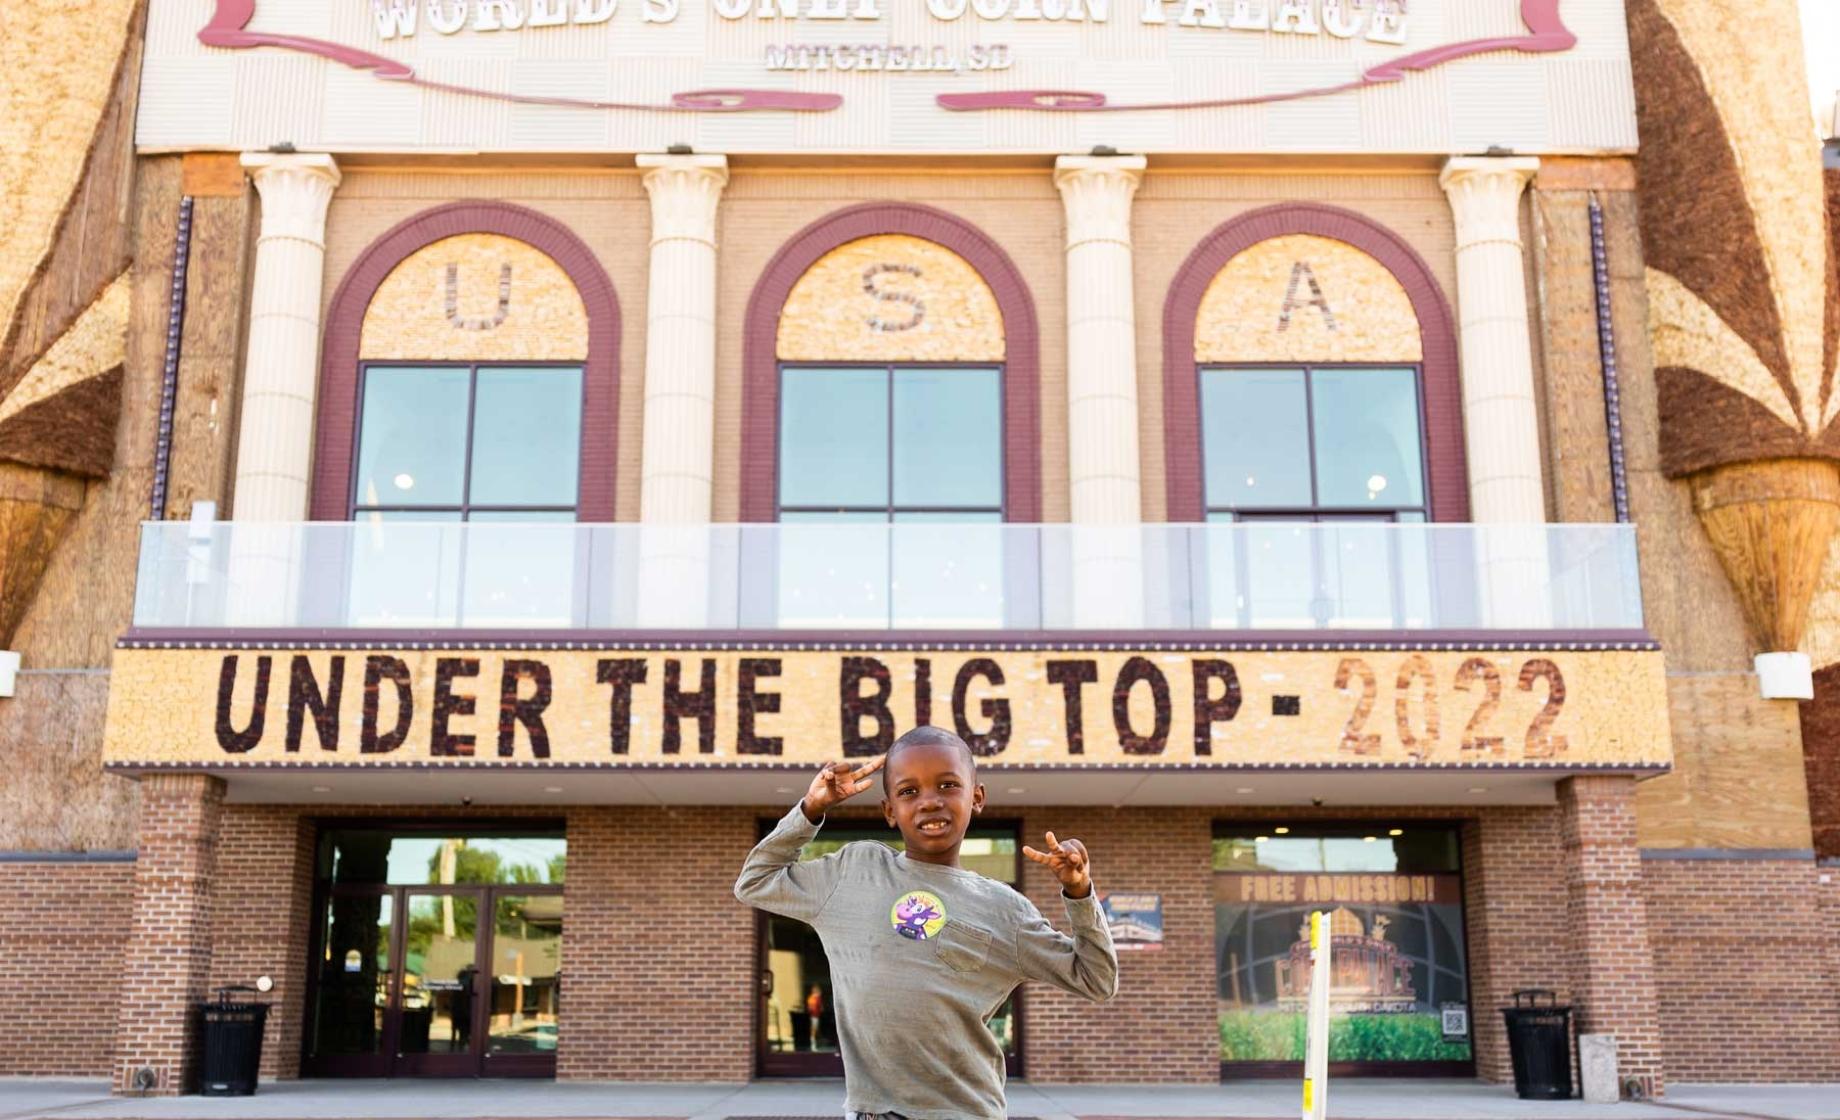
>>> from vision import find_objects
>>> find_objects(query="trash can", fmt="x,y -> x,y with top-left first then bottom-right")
197,986 -> 269,1096
1501,989 -> 1573,1100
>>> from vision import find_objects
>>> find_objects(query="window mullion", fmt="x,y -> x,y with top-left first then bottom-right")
1302,366 -> 1321,514
460,363 -> 482,522
886,364 -> 897,523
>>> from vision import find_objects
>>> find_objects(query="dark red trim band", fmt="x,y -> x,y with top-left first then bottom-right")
739,202 -> 1041,523
1162,204 -> 1467,524
312,202 -> 621,522
104,760 -> 1671,774
119,628 -> 1658,651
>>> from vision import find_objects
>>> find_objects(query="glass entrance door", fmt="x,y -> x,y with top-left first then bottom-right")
305,828 -> 565,1078
397,890 -> 484,1076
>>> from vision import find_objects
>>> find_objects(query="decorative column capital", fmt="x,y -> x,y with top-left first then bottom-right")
1439,156 -> 1540,249
1054,155 -> 1147,250
638,153 -> 730,248
239,153 -> 340,244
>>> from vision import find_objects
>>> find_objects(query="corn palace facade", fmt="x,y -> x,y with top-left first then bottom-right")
1,0 -> 1838,1098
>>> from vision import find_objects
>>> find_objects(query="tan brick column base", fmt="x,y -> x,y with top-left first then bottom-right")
113,774 -> 226,1096
1558,775 -> 1664,1098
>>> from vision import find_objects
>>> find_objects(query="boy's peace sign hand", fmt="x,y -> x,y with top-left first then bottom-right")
800,757 -> 885,822
1023,831 -> 1094,898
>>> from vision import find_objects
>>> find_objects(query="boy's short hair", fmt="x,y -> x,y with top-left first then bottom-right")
883,725 -> 976,790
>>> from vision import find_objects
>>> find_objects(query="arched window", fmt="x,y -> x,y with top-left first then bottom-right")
314,203 -> 619,523
1164,204 -> 1464,524
740,203 -> 1040,524
775,234 -> 1007,524
1163,205 -> 1464,628
1196,233 -> 1430,523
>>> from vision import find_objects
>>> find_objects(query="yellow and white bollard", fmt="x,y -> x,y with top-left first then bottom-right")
1301,910 -> 1332,1120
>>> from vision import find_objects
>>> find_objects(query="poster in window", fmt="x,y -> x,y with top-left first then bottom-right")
1099,892 -> 1163,952
1215,872 -> 1472,1064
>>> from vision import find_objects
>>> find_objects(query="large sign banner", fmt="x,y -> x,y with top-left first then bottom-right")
1216,869 -> 1473,1063
102,643 -> 1670,769
134,0 -> 1638,154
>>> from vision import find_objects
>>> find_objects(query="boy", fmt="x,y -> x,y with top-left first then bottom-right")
735,726 -> 1118,1120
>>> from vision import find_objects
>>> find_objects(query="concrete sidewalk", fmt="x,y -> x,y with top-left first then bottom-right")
3,1078 -> 1836,1120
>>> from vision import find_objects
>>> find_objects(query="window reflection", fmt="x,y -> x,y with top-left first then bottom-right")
325,832 -> 567,886
777,365 -> 1002,520
351,363 -> 582,520
1201,365 -> 1426,519
1201,365 -> 1430,629
773,359 -> 1008,631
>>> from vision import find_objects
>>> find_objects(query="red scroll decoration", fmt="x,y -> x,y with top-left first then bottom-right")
936,0 -> 1576,113
197,0 -> 842,113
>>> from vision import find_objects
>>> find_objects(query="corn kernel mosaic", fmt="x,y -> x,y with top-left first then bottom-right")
777,235 -> 1005,364
104,646 -> 1670,770
358,233 -> 590,363
1195,235 -> 1423,365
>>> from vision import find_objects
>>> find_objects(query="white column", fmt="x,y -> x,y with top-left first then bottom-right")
1055,154 -> 1146,525
232,153 -> 340,521
1440,156 -> 1547,627
637,153 -> 729,522
1055,156 -> 1147,629
1440,156 -> 1544,523
226,154 -> 338,627
636,154 -> 728,627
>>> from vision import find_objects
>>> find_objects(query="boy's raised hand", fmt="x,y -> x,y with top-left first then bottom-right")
1023,831 -> 1094,898
800,757 -> 885,822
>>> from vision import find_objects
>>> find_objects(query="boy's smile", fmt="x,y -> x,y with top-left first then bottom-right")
881,736 -> 986,866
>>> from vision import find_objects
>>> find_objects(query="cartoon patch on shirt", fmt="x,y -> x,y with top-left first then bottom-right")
890,889 -> 948,940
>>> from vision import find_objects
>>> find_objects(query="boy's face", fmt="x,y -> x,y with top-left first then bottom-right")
880,740 -> 986,862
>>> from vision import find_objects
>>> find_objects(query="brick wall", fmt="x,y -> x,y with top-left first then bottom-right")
1016,806 -> 1219,1084
137,795 -> 1789,1091
1461,808 -> 1571,1084
559,806 -> 756,1081
1823,865 -> 1840,1032
0,858 -> 134,1075
1558,776 -> 1663,1097
208,806 -> 316,1080
1642,857 -> 1840,1082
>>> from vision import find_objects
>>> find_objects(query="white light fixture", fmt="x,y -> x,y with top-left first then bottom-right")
543,786 -> 564,794
1235,786 -> 1255,794
1468,786 -> 1488,795
0,650 -> 19,698
1388,828 -> 1404,837
1362,835 -> 1377,843
310,785 -> 331,793
393,473 -> 415,491
1006,787 -> 1027,794
1255,835 -> 1270,843
1274,826 -> 1290,835
1756,652 -> 1814,700
1367,474 -> 1387,493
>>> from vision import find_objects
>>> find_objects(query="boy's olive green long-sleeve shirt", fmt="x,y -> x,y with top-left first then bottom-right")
735,803 -> 1119,1120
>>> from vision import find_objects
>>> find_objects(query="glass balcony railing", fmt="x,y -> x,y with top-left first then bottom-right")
130,521 -> 1645,633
